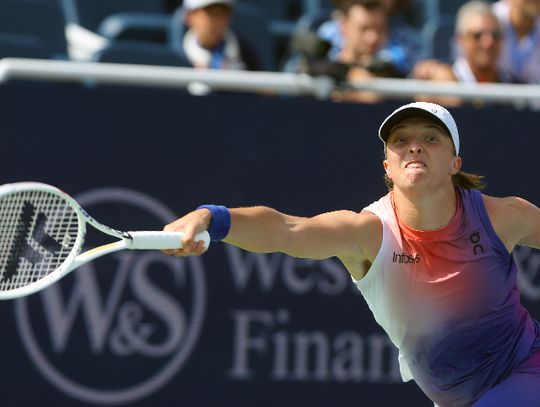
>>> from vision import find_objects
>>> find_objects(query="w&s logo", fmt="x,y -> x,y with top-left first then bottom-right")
14,187 -> 207,405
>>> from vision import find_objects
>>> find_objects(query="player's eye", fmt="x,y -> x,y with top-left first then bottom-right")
390,135 -> 408,144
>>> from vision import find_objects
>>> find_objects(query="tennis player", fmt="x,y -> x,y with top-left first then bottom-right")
163,102 -> 540,406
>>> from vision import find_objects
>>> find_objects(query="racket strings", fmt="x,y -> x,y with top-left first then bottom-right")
0,190 -> 80,291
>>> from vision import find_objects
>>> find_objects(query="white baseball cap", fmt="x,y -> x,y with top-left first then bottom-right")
378,102 -> 460,155
183,0 -> 235,10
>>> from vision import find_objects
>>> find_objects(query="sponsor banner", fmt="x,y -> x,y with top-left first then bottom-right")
0,83 -> 538,406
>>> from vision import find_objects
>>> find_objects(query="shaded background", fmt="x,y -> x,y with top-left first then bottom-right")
0,82 -> 539,406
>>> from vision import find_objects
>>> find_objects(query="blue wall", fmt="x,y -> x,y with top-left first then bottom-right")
0,82 -> 539,406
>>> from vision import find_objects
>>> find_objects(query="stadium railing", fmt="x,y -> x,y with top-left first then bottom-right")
0,58 -> 539,106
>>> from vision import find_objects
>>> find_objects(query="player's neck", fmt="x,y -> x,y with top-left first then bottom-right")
392,185 -> 457,231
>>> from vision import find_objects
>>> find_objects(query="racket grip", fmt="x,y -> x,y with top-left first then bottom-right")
127,231 -> 210,250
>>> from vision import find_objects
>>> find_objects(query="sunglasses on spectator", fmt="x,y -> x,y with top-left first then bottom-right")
466,30 -> 502,41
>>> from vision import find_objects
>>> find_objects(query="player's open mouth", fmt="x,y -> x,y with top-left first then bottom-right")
405,161 -> 426,169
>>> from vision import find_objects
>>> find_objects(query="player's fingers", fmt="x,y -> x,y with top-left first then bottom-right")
161,240 -> 206,257
163,209 -> 212,257
181,223 -> 200,248
191,239 -> 207,256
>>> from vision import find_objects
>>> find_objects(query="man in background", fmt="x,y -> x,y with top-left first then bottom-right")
318,0 -> 421,76
412,1 -> 513,106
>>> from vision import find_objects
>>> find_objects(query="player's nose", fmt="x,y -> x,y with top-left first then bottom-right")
408,142 -> 423,153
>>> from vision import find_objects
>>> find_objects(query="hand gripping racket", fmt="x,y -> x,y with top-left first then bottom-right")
0,182 -> 209,300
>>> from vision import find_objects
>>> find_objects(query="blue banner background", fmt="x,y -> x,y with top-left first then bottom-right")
0,82 -> 538,406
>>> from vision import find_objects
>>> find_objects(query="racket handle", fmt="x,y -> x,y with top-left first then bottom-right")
127,231 -> 210,250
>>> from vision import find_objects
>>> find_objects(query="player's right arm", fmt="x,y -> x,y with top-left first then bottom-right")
163,206 -> 381,280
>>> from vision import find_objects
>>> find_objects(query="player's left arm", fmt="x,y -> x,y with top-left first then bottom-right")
485,195 -> 540,251
514,197 -> 540,249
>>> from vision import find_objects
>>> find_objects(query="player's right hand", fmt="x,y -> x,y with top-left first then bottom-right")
161,208 -> 212,256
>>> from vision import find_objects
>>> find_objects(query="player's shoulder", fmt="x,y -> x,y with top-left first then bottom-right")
358,209 -> 383,227
328,209 -> 382,270
482,194 -> 540,250
350,210 -> 383,254
482,193 -> 536,233
319,208 -> 381,232
482,194 -> 532,215
337,208 -> 382,226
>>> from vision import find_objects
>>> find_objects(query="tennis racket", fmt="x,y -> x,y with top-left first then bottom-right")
0,182 -> 210,300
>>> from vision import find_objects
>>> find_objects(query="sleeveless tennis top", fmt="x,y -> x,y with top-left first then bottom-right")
355,188 -> 540,406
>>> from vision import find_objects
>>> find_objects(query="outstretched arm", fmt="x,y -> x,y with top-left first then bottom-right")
223,206 -> 375,259
163,206 -> 381,279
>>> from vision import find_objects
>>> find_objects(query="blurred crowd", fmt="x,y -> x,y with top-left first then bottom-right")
165,0 -> 540,105
2,0 -> 539,106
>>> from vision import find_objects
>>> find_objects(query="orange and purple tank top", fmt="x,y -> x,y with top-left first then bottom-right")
355,188 -> 540,406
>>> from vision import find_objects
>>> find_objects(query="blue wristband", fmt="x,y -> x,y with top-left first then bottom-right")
197,205 -> 231,241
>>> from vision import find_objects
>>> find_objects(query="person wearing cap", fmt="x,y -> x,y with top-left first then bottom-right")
178,0 -> 259,70
162,102 -> 540,406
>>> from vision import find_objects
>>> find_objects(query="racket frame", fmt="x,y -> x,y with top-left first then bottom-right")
0,182 -> 208,300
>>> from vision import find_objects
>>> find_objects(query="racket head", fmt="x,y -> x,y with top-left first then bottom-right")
0,182 -> 86,299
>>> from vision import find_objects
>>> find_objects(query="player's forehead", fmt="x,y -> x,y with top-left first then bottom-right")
388,117 -> 449,137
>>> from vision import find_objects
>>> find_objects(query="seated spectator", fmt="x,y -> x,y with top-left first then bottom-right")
284,0 -> 408,103
338,1 -> 390,66
412,1 -> 512,106
179,0 -> 260,70
415,1 -> 512,83
317,0 -> 421,75
334,0 -> 406,103
492,0 -> 540,84
453,2 -> 511,83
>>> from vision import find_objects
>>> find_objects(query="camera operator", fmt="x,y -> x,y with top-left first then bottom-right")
287,0 -> 404,103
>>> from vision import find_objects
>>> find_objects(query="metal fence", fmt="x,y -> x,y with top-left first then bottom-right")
1,58 -> 540,104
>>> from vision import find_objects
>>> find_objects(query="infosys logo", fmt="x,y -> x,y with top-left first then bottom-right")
14,187 -> 207,405
392,251 -> 420,264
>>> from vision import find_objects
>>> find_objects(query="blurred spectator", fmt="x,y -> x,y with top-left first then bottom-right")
414,1 -> 512,83
412,1 -> 513,106
317,0 -> 422,75
492,0 -> 540,83
454,1 -> 512,82
336,0 -> 409,103
179,0 -> 260,70
284,0 -> 401,80
337,0 -> 390,66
